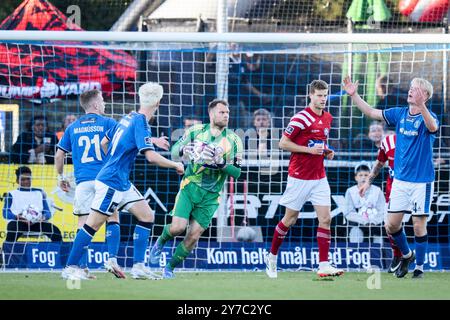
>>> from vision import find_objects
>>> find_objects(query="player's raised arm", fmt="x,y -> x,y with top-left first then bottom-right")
145,149 -> 184,175
343,75 -> 383,121
359,159 -> 384,197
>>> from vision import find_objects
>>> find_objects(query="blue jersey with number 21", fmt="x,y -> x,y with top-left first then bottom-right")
383,107 -> 438,183
96,112 -> 155,191
57,113 -> 116,184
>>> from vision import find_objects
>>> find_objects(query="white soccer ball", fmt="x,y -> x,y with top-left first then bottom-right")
236,226 -> 257,242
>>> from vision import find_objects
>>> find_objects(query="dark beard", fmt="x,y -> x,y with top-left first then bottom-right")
214,122 -> 227,130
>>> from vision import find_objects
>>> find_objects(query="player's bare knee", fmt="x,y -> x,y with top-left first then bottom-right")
386,222 -> 400,235
107,211 -> 120,223
185,233 -> 200,248
318,215 -> 331,227
282,213 -> 298,227
170,220 -> 187,235
412,218 -> 427,236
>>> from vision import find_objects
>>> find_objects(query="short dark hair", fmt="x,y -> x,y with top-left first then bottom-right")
309,80 -> 328,94
27,115 -> 47,131
15,166 -> 31,179
355,164 -> 371,174
253,108 -> 271,119
208,99 -> 229,112
80,89 -> 101,109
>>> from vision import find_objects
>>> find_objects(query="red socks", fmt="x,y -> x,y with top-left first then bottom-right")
317,227 -> 331,262
271,224 -> 332,263
270,221 -> 289,255
388,234 -> 402,257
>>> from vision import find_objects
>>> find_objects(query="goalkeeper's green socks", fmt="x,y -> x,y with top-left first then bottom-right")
167,242 -> 191,270
157,224 -> 174,247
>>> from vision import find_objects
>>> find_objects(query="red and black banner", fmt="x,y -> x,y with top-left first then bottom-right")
0,0 -> 137,99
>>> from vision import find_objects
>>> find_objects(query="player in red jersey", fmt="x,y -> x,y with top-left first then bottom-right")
264,80 -> 344,278
359,134 -> 403,273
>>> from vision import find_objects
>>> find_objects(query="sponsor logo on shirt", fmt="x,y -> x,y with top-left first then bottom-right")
399,128 -> 418,136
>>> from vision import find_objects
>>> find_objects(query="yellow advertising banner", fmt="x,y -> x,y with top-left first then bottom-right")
0,164 -> 105,245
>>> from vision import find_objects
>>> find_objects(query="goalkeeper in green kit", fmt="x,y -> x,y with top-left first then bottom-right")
150,99 -> 243,278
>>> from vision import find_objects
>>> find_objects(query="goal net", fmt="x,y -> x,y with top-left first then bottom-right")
0,32 -> 448,272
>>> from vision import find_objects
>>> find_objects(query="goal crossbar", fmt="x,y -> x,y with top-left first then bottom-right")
0,31 -> 450,44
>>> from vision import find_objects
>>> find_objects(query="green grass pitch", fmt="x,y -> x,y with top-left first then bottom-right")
0,271 -> 449,300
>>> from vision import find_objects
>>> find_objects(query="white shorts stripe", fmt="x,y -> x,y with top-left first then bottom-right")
91,180 -> 144,216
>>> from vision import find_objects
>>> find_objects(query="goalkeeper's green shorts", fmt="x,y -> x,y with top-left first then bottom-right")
170,179 -> 221,229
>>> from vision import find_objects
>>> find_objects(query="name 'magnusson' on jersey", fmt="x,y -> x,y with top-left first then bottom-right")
57,113 -> 116,184
96,112 -> 155,191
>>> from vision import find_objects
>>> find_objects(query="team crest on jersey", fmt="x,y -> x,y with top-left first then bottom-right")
414,120 -> 421,128
324,128 -> 329,136
285,126 -> 294,134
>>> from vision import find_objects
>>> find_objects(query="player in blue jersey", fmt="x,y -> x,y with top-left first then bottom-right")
56,89 -> 121,279
343,76 -> 438,278
56,89 -> 170,280
61,83 -> 184,280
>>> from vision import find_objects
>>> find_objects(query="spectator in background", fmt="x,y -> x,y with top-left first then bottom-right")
2,166 -> 62,242
375,75 -> 407,111
246,108 -> 273,159
184,117 -> 202,130
11,115 -> 57,164
344,162 -> 385,244
368,121 -> 385,148
56,114 -> 77,141
238,53 -> 273,108
352,121 -> 385,153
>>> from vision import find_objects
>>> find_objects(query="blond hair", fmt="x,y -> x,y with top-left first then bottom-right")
138,82 -> 164,108
80,89 -> 101,111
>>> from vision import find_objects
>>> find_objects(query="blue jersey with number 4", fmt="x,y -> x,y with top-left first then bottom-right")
57,113 -> 116,184
383,107 -> 438,183
96,112 -> 155,191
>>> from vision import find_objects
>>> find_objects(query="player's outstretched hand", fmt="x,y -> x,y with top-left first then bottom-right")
359,181 -> 370,197
175,162 -> 185,175
152,135 -> 170,151
342,75 -> 359,97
